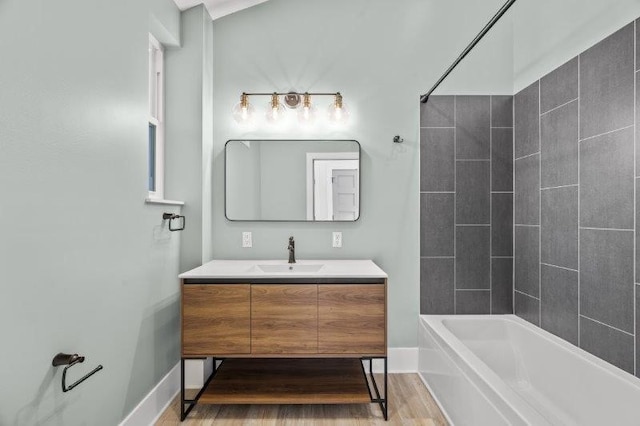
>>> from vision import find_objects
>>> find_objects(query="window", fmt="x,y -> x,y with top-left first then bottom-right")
148,34 -> 164,199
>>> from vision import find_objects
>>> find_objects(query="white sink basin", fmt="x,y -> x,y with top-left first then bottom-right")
257,264 -> 324,273
179,260 -> 387,279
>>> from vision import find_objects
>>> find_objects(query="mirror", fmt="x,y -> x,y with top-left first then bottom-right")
225,140 -> 360,221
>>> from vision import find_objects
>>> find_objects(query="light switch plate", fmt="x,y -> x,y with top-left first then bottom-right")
242,232 -> 252,248
332,232 -> 342,248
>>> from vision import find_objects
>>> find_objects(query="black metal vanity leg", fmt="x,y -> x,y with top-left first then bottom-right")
383,356 -> 388,421
180,358 -> 187,421
362,356 -> 388,421
181,357 -> 220,421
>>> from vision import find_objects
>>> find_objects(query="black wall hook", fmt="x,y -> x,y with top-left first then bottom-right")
163,213 -> 185,231
52,353 -> 103,393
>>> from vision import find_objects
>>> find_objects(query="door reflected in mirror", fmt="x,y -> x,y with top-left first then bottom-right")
225,140 -> 360,222
308,154 -> 359,221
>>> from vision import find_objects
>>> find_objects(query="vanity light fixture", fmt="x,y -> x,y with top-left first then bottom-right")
232,93 -> 255,125
265,92 -> 285,124
232,91 -> 349,125
327,92 -> 349,124
297,92 -> 316,125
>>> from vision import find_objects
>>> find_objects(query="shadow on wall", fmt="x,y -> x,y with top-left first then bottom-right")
12,368 -> 69,426
122,293 -> 180,419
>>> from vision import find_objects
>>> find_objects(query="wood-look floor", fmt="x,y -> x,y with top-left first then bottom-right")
155,374 -> 448,425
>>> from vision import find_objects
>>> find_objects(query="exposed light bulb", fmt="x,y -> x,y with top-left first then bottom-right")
232,93 -> 255,125
328,92 -> 350,124
265,93 -> 285,124
297,93 -> 316,125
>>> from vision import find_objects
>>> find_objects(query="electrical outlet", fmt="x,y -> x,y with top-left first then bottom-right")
242,232 -> 252,248
332,232 -> 342,248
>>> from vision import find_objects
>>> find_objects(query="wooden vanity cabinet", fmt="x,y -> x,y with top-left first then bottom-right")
179,275 -> 389,420
181,281 -> 386,357
181,284 -> 251,356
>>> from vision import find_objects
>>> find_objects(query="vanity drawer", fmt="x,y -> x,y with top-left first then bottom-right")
251,284 -> 318,354
318,284 -> 386,355
182,284 -> 251,356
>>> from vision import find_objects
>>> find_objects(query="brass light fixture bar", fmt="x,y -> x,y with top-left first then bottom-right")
243,91 -> 343,110
242,91 -> 341,96
233,91 -> 349,126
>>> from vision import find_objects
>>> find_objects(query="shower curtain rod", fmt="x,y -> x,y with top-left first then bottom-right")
420,0 -> 518,103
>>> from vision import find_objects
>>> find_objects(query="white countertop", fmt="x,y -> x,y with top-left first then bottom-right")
179,259 -> 387,279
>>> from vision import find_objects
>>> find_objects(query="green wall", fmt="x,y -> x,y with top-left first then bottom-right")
164,6 -> 214,273
150,0 -> 182,47
434,7 -> 514,95
512,0 -> 640,92
210,0 -> 506,347
0,0 -> 183,424
434,0 -> 640,95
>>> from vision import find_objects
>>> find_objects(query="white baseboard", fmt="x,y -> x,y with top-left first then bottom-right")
119,362 -> 180,426
121,347 -> 418,425
185,358 -> 214,389
372,347 -> 418,373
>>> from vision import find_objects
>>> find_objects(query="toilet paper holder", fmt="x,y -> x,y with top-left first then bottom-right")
52,353 -> 103,393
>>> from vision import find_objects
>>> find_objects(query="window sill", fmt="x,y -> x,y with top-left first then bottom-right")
145,198 -> 185,206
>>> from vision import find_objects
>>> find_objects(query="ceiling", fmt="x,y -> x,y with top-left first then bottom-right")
172,0 -> 269,20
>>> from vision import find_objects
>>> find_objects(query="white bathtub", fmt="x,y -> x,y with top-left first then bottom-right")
419,315 -> 640,425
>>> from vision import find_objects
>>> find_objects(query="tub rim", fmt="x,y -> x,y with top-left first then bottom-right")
419,314 -> 640,424
420,315 -> 548,425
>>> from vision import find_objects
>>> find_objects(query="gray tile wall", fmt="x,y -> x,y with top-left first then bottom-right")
420,95 -> 514,315
514,20 -> 639,376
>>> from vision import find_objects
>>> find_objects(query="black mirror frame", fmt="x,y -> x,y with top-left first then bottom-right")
224,139 -> 361,222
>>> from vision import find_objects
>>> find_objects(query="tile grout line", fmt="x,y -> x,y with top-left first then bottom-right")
490,95 -> 493,315
515,289 -> 540,300
515,151 -> 540,162
538,79 -> 542,326
420,126 -> 455,129
456,288 -> 491,291
515,224 -> 540,227
579,124 -> 634,143
418,118 -> 422,315
454,96 -> 457,314
541,262 -> 579,273
581,314 -> 635,337
456,224 -> 490,227
578,52 -> 582,347
420,191 -> 455,194
580,226 -> 634,232
421,256 -> 455,259
456,159 -> 490,162
513,92 -> 516,315
540,184 -> 579,191
492,191 -> 515,194
540,97 -> 579,117
634,18 -> 637,376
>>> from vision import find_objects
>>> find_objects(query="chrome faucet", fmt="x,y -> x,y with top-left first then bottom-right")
288,236 -> 296,264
